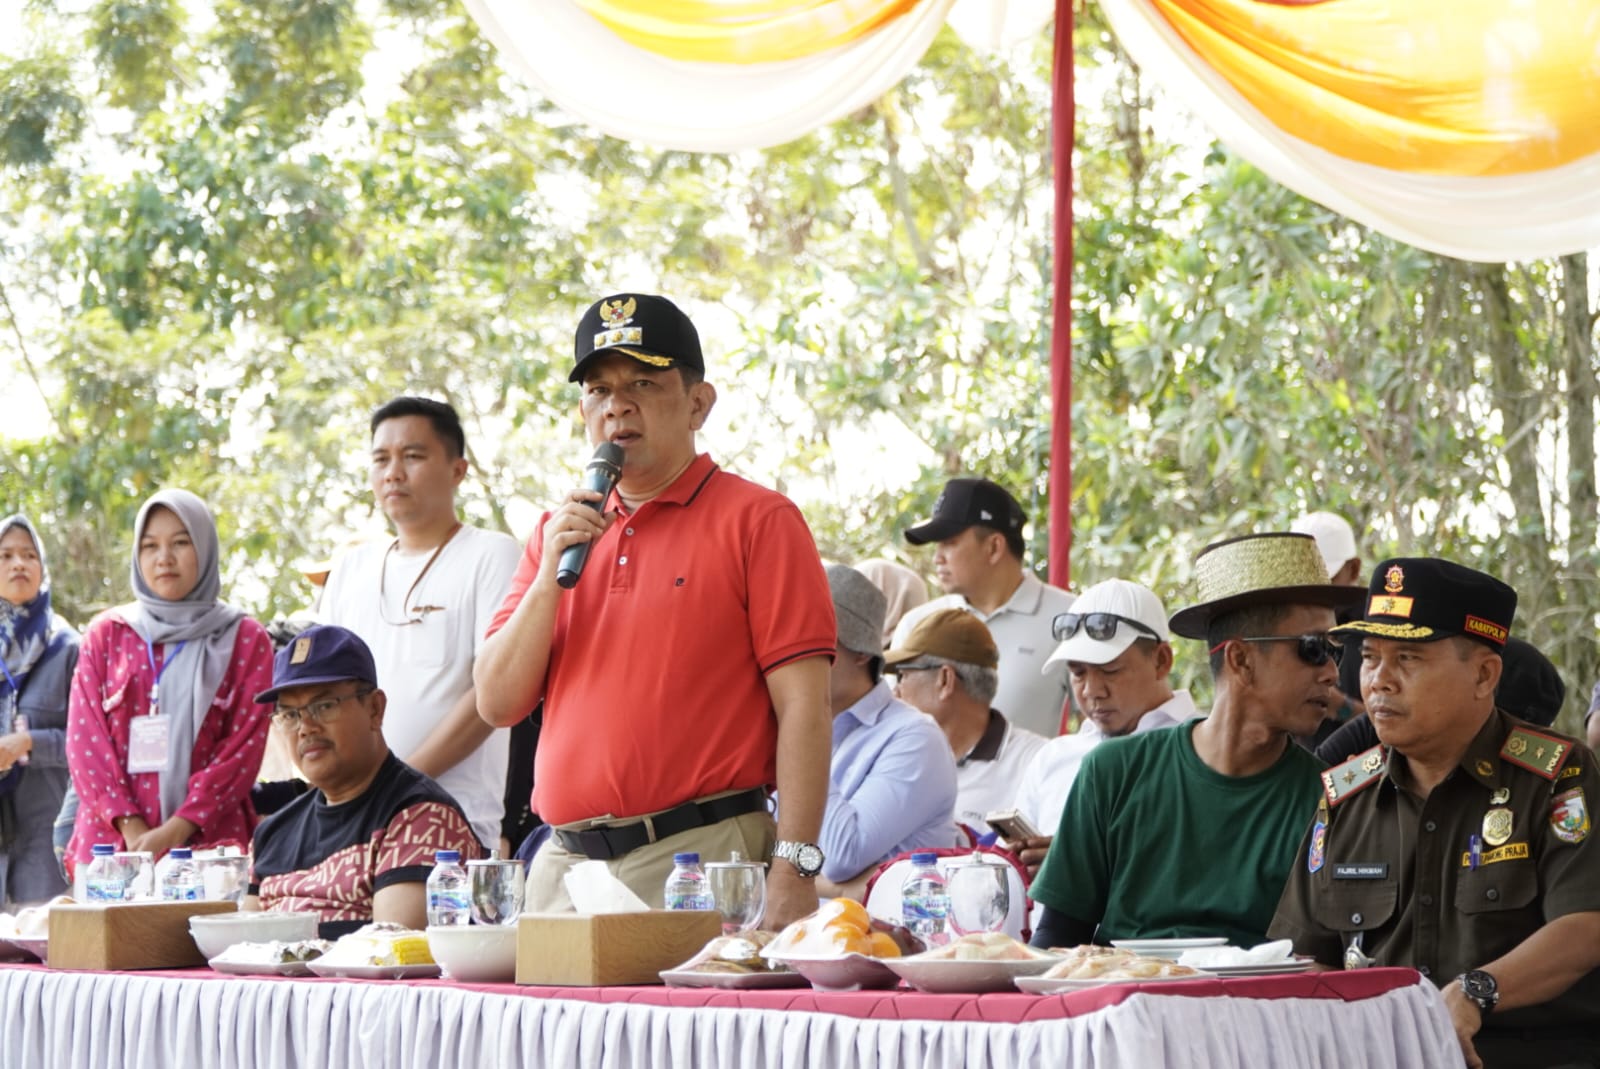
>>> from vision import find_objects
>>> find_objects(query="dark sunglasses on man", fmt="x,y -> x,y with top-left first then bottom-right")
1208,633 -> 1342,666
1051,612 -> 1162,644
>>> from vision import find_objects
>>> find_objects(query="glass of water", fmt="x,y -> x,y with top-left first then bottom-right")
466,857 -> 526,926
945,855 -> 1010,936
705,857 -> 767,935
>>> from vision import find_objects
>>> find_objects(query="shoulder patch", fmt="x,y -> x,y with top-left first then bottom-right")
1322,745 -> 1387,807
1501,727 -> 1572,781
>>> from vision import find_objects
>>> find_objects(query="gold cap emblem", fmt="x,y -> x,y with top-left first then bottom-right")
1384,565 -> 1405,594
599,297 -> 637,328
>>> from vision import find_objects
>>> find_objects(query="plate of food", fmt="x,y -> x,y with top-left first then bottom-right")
1016,945 -> 1213,993
884,932 -> 1058,994
761,899 -> 917,991
209,939 -> 332,977
1173,939 -> 1314,976
303,923 -> 439,980
1109,937 -> 1227,959
662,931 -> 809,990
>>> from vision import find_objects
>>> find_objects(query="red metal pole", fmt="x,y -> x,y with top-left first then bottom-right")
1047,1 -> 1075,589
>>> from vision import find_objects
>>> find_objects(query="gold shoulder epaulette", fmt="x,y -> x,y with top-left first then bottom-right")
1500,727 -> 1572,780
1321,745 -> 1386,807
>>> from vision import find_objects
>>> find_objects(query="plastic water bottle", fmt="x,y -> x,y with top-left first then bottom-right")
900,852 -> 950,945
426,850 -> 471,926
663,852 -> 715,910
159,847 -> 203,901
85,843 -> 127,902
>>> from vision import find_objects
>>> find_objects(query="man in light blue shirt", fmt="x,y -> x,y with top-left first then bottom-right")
817,565 -> 959,898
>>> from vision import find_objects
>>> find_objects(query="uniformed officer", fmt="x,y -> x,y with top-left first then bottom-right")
1268,559 -> 1600,1069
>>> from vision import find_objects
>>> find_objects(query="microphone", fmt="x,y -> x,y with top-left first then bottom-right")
556,442 -> 626,589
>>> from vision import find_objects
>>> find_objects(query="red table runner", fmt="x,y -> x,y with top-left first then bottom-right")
2,962 -> 1422,1026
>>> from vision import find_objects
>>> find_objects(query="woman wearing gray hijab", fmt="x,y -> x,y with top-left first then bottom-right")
64,490 -> 274,868
0,515 -> 80,904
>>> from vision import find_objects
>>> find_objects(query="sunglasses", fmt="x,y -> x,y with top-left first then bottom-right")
1051,612 -> 1162,644
1210,634 -> 1342,667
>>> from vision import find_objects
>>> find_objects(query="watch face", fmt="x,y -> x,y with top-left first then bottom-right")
1462,971 -> 1497,1004
796,844 -> 824,874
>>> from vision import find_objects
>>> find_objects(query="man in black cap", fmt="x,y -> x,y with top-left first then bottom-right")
1269,559 -> 1600,1069
475,293 -> 834,930
245,625 -> 483,937
893,478 -> 1075,739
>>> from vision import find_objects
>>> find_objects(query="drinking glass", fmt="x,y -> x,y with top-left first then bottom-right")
467,858 -> 526,926
945,856 -> 1010,936
705,860 -> 767,935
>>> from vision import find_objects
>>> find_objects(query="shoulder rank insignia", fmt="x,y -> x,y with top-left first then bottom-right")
1322,745 -> 1386,807
1500,727 -> 1572,780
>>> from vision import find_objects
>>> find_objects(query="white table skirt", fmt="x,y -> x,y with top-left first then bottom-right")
0,968 -> 1460,1069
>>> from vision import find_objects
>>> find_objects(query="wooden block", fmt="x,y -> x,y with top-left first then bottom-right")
48,901 -> 237,971
515,911 -> 723,986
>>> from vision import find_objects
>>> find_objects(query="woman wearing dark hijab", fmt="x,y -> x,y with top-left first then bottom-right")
65,489 -> 274,867
0,515 -> 80,904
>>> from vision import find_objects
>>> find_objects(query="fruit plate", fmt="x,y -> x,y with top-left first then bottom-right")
763,953 -> 900,992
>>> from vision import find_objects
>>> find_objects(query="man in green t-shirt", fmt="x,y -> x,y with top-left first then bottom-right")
1029,533 -> 1363,949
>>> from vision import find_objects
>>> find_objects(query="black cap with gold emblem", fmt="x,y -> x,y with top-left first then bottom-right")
570,293 -> 705,383
1330,557 -> 1516,648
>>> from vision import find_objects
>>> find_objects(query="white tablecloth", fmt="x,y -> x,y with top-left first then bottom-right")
0,966 -> 1460,1069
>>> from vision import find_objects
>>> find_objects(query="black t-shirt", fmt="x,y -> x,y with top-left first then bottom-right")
250,752 -> 483,937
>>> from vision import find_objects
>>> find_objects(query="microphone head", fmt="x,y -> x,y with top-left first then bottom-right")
592,442 -> 626,472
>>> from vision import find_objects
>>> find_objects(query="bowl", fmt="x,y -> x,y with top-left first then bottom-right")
426,924 -> 519,983
189,910 -> 319,960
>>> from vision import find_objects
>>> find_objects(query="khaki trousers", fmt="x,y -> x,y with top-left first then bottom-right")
526,808 -> 775,913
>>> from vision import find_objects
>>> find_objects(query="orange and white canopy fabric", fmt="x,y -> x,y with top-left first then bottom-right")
1101,0 -> 1600,261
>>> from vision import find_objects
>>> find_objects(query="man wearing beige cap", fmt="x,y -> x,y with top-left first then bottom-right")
1029,533 -> 1363,949
816,566 -> 958,897
1010,579 -> 1198,877
886,608 -> 1047,836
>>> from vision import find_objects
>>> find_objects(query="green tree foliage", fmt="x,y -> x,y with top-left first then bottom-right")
1,2 -> 1596,731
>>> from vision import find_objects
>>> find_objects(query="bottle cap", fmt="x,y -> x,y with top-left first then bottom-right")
435,850 -> 462,863
910,851 -> 937,865
170,847 -> 192,860
92,843 -> 116,856
673,852 -> 701,865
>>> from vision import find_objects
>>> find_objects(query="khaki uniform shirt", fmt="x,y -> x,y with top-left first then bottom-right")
1269,709 -> 1600,1041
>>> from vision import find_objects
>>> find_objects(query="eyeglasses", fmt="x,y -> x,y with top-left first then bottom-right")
271,688 -> 374,729
1052,612 -> 1162,644
890,663 -> 943,677
1210,634 -> 1342,667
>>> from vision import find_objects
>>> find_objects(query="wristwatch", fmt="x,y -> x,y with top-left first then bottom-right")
772,840 -> 824,878
1458,970 -> 1499,1016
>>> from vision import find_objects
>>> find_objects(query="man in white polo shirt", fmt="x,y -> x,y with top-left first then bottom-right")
1009,578 -> 1196,876
893,478 -> 1075,738
885,608 -> 1047,837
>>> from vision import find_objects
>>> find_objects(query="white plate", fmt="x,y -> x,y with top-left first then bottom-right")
884,953 -> 1059,994
660,967 -> 810,990
1197,959 -> 1316,978
1109,938 -> 1227,959
305,961 -> 441,980
1017,971 -> 1215,994
764,953 -> 900,992
209,956 -> 319,978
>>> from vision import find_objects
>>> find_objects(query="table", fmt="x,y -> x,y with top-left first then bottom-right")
0,963 -> 1459,1069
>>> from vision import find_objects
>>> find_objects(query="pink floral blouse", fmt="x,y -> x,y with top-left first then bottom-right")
65,613 -> 275,865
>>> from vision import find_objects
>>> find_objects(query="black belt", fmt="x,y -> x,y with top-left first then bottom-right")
554,788 -> 768,861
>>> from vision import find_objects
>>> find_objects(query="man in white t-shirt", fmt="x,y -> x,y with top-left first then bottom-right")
892,478 -> 1075,739
1010,578 -> 1196,877
321,397 -> 521,848
885,608 -> 1046,837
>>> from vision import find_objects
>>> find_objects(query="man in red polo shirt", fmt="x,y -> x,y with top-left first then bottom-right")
476,293 -> 835,929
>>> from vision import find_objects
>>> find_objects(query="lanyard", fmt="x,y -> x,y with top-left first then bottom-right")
0,660 -> 17,696
142,637 -> 189,713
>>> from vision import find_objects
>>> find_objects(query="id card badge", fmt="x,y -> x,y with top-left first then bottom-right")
127,714 -> 172,773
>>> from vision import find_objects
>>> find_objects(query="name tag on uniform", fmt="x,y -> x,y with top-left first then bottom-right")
127,714 -> 172,774
1332,862 -> 1389,880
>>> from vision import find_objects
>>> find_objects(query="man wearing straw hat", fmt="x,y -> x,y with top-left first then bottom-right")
1028,533 -> 1363,950
1269,559 -> 1600,1069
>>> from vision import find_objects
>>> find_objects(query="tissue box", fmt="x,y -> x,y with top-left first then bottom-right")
516,911 -> 723,986
48,900 -> 237,971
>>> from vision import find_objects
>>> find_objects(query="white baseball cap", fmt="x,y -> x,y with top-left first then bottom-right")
1291,511 -> 1358,579
1042,578 -> 1169,669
